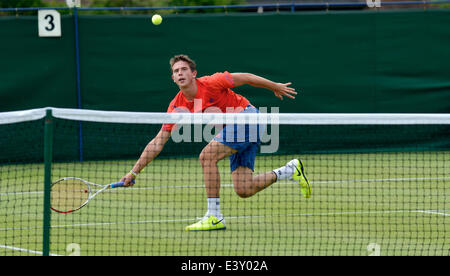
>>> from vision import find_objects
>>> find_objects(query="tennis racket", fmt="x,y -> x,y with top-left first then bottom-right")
50,177 -> 134,213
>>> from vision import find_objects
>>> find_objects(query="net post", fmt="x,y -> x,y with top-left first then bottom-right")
42,109 -> 53,256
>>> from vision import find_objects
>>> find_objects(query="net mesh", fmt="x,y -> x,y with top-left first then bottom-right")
0,108 -> 449,256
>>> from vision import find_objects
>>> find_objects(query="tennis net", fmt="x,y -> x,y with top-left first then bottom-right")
0,107 -> 449,256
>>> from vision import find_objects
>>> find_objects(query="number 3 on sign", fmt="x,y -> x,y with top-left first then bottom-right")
38,10 -> 61,37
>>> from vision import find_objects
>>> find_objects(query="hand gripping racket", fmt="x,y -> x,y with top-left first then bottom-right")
50,177 -> 134,213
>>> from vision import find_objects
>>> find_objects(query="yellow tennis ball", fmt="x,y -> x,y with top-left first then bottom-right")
152,14 -> 162,25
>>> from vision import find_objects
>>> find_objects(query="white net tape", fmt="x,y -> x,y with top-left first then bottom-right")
1,107 -> 450,125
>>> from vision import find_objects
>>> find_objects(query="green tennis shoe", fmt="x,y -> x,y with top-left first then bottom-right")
185,215 -> 226,231
291,159 -> 312,198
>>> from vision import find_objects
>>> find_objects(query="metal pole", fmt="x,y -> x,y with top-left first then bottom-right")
42,109 -> 53,256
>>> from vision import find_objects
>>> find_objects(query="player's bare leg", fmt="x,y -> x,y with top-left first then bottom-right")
233,160 -> 312,199
199,140 -> 237,198
185,140 -> 236,231
232,166 -> 277,198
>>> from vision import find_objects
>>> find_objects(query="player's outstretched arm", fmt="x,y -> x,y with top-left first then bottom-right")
230,73 -> 297,100
121,129 -> 171,186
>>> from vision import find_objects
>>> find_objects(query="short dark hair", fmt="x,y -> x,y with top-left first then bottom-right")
169,54 -> 196,72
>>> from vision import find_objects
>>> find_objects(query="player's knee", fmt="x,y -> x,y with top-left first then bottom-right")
199,149 -> 218,166
233,183 -> 252,198
234,188 -> 251,199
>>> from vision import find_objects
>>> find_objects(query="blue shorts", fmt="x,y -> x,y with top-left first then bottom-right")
213,105 -> 265,172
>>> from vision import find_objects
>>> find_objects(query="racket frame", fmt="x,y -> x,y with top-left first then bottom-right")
50,177 -> 123,213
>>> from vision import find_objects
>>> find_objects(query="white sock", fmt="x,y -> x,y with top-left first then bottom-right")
273,163 -> 296,181
207,197 -> 222,218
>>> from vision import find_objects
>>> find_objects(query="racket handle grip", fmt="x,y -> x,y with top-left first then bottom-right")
110,179 -> 135,188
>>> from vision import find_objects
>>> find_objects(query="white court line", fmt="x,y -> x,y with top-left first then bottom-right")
1,176 -> 450,196
1,208 -> 447,232
39,209 -> 450,229
0,244 -> 62,256
416,210 -> 450,217
50,209 -> 450,230
121,176 -> 450,192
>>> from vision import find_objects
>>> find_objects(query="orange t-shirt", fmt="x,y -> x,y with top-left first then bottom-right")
162,71 -> 250,132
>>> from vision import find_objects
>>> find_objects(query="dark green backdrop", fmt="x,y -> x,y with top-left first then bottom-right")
1,10 -> 449,163
1,10 -> 450,113
0,15 -> 77,111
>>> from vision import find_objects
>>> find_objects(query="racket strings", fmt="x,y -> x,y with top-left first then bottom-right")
51,179 -> 90,212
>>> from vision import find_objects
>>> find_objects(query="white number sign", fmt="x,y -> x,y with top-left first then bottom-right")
38,10 -> 61,37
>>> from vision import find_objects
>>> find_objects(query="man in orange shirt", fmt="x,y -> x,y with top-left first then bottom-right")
120,55 -> 311,231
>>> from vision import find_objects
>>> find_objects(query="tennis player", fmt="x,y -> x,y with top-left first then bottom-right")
120,55 -> 311,231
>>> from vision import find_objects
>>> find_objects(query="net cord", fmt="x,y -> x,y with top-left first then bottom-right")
1,107 -> 450,125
